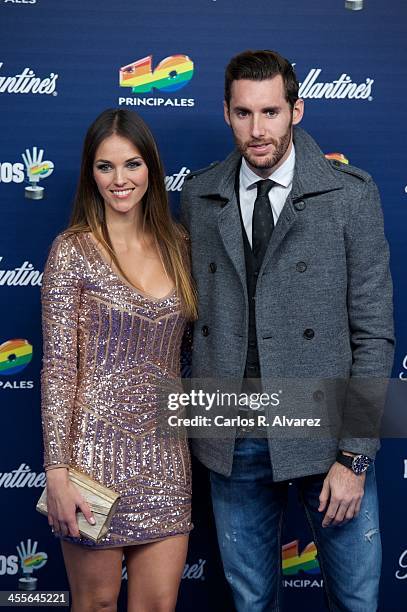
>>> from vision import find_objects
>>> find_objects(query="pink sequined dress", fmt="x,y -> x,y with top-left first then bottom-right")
41,231 -> 192,548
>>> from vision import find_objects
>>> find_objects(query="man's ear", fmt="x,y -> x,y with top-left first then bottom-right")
292,98 -> 304,126
224,100 -> 231,126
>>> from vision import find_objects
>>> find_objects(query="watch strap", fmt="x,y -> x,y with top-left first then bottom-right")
336,451 -> 354,470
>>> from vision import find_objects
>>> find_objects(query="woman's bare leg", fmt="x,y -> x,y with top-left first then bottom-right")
125,534 -> 189,612
61,541 -> 123,612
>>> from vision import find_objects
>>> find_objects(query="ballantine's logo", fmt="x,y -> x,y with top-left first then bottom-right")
0,464 -> 45,488
120,55 -> 194,93
396,549 -> 407,580
0,62 -> 58,95
399,355 -> 407,380
181,558 -> 206,580
282,539 -> 320,575
0,256 -> 42,286
122,558 -> 206,581
165,167 -> 190,192
297,67 -> 373,100
0,340 -> 33,376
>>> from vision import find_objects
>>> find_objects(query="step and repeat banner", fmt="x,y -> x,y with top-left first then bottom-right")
1,0 -> 406,610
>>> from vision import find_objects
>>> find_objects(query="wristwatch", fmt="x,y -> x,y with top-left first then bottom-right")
335,451 -> 372,475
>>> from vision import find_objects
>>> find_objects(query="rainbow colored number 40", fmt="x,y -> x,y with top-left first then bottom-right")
120,55 -> 194,94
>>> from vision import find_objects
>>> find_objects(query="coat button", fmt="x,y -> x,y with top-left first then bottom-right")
201,325 -> 209,337
295,200 -> 306,211
313,390 -> 324,402
303,328 -> 314,339
296,261 -> 307,273
249,340 -> 256,348
209,262 -> 217,273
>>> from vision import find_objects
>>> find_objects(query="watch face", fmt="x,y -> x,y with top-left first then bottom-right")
352,455 -> 371,475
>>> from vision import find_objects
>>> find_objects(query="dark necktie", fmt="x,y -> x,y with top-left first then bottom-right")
252,179 -> 275,261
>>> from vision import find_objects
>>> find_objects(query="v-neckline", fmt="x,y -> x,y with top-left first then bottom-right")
83,232 -> 177,303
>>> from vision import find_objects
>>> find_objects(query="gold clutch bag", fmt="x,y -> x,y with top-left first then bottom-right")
36,467 -> 121,543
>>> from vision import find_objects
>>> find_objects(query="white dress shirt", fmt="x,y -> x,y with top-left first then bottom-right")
239,144 -> 296,247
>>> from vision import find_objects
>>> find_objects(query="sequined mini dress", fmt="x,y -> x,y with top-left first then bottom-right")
41,232 -> 192,548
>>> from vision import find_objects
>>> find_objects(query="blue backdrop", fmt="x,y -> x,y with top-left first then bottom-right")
0,0 -> 406,610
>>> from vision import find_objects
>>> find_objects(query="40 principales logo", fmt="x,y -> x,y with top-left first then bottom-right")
118,54 -> 195,108
0,339 -> 32,376
2,1 -> 37,4
0,62 -> 58,95
282,539 -> 323,588
0,339 -> 34,390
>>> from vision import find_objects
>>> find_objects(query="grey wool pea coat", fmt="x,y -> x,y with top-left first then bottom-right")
180,126 -> 394,481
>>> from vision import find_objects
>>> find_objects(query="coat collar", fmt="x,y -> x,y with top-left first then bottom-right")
199,126 -> 343,203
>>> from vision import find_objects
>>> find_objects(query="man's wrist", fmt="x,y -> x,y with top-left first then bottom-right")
336,451 -> 372,475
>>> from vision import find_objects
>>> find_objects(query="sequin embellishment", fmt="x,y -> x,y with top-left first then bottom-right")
41,232 -> 192,548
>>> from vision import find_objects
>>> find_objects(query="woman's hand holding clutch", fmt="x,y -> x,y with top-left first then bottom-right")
45,468 -> 96,538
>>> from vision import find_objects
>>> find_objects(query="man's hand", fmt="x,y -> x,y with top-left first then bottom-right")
318,461 -> 366,527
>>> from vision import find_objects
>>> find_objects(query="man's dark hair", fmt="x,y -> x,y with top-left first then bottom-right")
224,50 -> 299,109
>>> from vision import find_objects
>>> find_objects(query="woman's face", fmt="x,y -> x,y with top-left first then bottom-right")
93,133 -> 149,216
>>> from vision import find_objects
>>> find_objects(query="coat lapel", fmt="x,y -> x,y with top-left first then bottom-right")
198,150 -> 247,291
217,193 -> 247,289
260,194 -> 297,270
260,127 -> 344,271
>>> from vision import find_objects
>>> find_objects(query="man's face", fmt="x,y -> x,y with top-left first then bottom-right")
224,75 -> 304,177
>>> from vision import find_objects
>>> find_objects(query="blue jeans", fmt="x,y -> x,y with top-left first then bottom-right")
210,438 -> 381,612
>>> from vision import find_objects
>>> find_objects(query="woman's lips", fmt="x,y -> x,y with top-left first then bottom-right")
110,188 -> 134,199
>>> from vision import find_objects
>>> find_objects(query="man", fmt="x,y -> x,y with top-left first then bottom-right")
180,50 -> 394,611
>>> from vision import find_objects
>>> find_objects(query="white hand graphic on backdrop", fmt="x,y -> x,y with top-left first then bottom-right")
17,539 -> 48,573
21,147 -> 54,200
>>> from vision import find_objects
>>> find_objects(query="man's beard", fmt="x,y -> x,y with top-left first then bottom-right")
236,123 -> 292,171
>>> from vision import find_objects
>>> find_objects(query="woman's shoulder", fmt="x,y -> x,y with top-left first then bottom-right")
51,230 -> 89,250
46,230 -> 90,268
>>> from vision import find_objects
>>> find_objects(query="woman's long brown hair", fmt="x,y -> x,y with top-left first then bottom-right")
66,108 -> 197,319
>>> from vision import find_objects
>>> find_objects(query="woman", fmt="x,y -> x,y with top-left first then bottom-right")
41,108 -> 197,612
